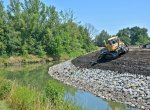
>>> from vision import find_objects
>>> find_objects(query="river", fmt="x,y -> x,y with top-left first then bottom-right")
0,63 -> 139,110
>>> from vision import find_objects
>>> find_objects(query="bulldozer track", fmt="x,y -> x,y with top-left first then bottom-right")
72,47 -> 150,76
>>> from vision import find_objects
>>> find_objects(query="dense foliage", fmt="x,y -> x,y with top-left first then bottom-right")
0,78 -> 83,110
1,0 -> 150,58
117,26 -> 150,45
0,0 -> 95,58
94,30 -> 111,46
94,27 -> 150,46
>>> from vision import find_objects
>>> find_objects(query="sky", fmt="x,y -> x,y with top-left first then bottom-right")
3,0 -> 150,36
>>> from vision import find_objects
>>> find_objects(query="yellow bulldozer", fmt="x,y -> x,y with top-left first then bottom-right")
98,36 -> 129,60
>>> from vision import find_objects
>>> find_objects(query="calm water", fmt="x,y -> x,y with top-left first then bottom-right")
0,63 -> 139,110
65,90 -> 138,110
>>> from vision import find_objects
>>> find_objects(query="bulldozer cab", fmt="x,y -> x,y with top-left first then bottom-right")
105,37 -> 124,52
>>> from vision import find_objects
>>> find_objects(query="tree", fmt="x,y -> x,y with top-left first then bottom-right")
0,0 -> 7,55
85,23 -> 98,39
0,0 -> 96,57
94,30 -> 111,46
6,0 -> 22,55
130,26 -> 149,45
119,36 -> 131,45
117,26 -> 149,45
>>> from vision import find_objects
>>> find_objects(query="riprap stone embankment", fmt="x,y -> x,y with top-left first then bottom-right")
48,60 -> 150,110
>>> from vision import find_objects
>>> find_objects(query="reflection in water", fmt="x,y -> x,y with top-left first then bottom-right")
65,90 -> 139,110
65,90 -> 110,110
0,64 -> 139,110
0,63 -> 55,90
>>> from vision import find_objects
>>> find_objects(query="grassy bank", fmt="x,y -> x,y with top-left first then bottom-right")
0,78 -> 83,110
0,101 -> 12,110
0,55 -> 54,67
0,47 -> 99,67
0,50 -> 99,110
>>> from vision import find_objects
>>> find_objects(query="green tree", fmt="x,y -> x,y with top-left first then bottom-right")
94,30 -> 111,46
130,26 -> 149,45
119,36 -> 131,45
117,28 -> 130,38
0,0 -> 96,58
117,26 -> 149,45
0,0 -> 7,55
6,0 -> 22,55
43,6 -> 61,57
20,0 -> 47,55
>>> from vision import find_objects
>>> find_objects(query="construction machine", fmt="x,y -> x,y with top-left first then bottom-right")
141,43 -> 150,49
98,36 -> 129,60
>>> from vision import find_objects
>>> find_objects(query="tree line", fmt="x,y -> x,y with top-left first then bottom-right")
94,26 -> 150,46
1,0 -> 149,57
0,0 -> 95,57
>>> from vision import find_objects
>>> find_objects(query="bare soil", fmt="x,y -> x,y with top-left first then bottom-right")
72,48 -> 150,76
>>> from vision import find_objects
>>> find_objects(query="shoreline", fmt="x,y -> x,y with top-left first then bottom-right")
48,60 -> 150,110
0,55 -> 54,67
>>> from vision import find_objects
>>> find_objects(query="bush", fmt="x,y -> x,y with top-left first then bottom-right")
10,86 -> 37,110
0,79 -> 82,110
56,101 -> 83,110
45,80 -> 64,103
0,79 -> 12,100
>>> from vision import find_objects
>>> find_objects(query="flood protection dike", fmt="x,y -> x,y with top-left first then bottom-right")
48,49 -> 150,110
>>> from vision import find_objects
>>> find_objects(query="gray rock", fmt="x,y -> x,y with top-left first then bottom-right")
48,60 -> 150,110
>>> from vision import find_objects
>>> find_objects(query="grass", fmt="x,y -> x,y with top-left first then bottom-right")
0,101 -> 12,110
0,78 -> 83,110
0,55 -> 53,66
0,48 -> 99,110
0,46 -> 99,67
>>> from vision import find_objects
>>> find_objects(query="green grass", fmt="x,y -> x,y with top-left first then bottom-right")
0,78 -> 83,110
0,57 -> 85,110
0,101 -> 12,110
0,55 -> 54,66
0,45 -> 98,66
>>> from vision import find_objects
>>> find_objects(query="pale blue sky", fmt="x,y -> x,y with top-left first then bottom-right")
3,0 -> 150,36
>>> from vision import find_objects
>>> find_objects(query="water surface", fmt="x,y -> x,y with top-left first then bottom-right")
0,63 -> 139,110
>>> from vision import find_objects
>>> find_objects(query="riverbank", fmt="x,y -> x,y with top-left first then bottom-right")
0,78 -> 83,110
0,55 -> 54,67
48,60 -> 150,110
0,101 -> 11,110
0,48 -> 99,67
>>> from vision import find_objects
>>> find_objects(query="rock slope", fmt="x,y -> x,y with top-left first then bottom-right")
48,60 -> 150,110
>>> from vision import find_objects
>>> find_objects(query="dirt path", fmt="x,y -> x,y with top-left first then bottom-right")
72,48 -> 150,76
